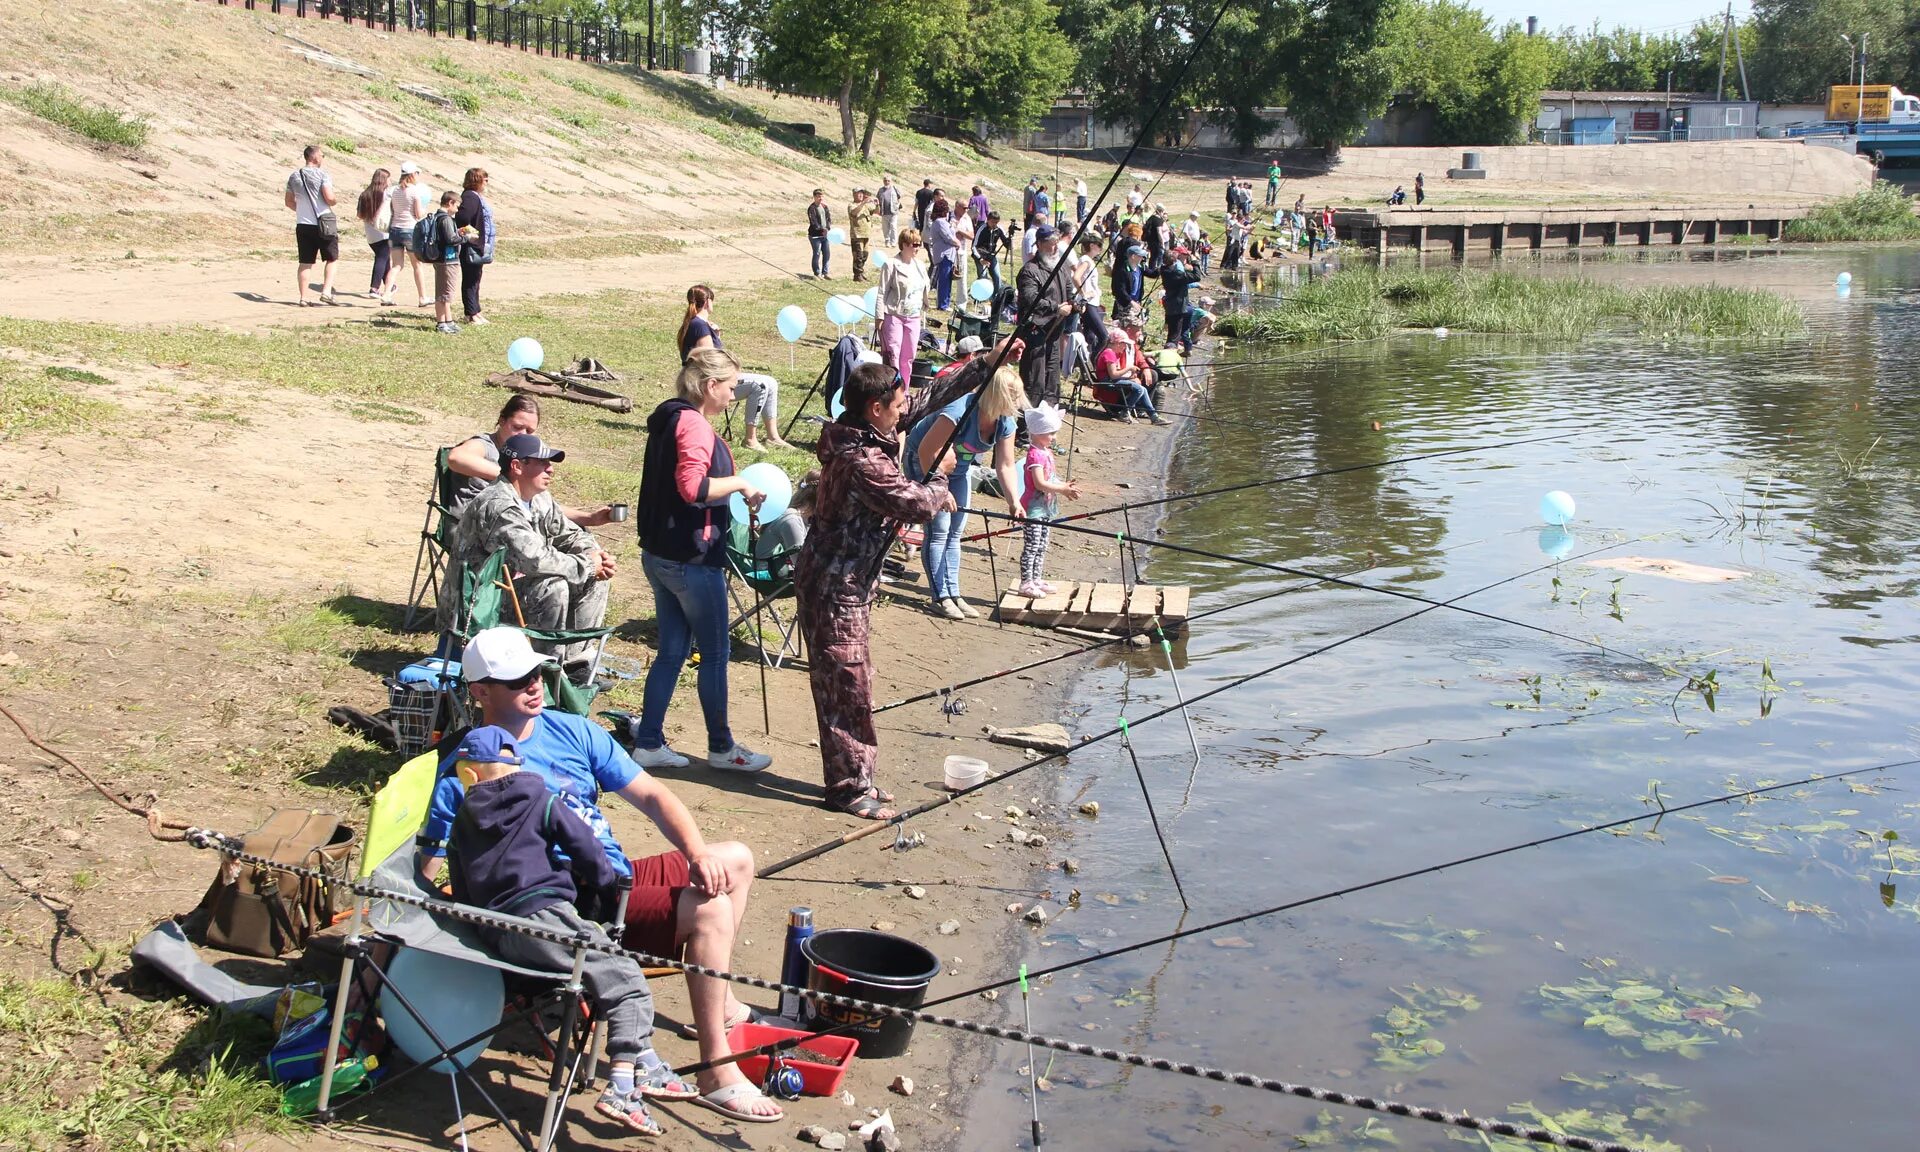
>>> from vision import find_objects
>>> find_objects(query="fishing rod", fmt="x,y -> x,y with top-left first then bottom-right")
961,429 -> 1585,545
971,507 -> 1671,681
854,0 -> 1262,594
760,544 -> 1611,878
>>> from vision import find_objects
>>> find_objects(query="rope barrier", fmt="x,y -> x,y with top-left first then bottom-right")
179,828 -> 1652,1152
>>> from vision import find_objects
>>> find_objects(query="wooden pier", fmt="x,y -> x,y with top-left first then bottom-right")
997,582 -> 1190,637
1334,205 -> 1815,256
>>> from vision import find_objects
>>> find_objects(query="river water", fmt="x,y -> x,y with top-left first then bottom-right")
972,247 -> 1920,1150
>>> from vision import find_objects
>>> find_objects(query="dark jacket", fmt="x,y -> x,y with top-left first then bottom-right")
1015,254 -> 1070,338
1153,260 -> 1201,314
807,200 -> 832,237
794,421 -> 949,606
638,398 -> 734,564
449,772 -> 619,917
1112,257 -> 1146,310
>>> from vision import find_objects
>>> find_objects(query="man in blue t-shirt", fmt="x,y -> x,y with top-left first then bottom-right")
420,628 -> 784,1122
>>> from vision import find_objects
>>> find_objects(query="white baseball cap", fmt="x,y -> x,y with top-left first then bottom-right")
400,160 -> 422,175
462,628 -> 547,683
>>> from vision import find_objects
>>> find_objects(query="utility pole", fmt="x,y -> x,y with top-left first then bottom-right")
1859,33 -> 1868,138
1716,3 -> 1731,100
1732,11 -> 1749,100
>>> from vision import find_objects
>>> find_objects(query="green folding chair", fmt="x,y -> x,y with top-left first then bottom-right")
442,548 -> 612,716
723,520 -> 803,669
403,447 -> 464,632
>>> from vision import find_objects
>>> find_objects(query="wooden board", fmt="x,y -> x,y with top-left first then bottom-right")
1085,582 -> 1128,630
996,582 -> 1193,637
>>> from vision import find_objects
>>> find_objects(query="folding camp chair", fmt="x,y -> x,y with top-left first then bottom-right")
309,755 -> 634,1152
440,548 -> 613,716
723,520 -> 803,669
403,448 -> 463,632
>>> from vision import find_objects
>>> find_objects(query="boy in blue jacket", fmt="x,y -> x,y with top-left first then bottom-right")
448,727 -> 695,1136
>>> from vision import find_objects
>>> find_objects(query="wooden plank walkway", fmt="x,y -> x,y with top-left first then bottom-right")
997,582 -> 1191,636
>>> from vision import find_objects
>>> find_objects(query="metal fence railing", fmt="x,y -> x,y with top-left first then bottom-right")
209,0 -> 660,69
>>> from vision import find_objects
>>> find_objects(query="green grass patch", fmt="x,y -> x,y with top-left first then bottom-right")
557,108 -> 603,132
1216,267 -> 1805,344
1,366 -> 121,439
1785,181 -> 1920,242
43,365 -> 113,386
559,75 -> 632,108
500,231 -> 683,261
323,135 -> 357,156
448,88 -> 482,115
3,82 -> 149,150
0,975 -> 288,1151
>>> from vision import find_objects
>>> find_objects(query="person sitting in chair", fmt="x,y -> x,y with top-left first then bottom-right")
452,433 -> 614,669
1091,327 -> 1170,426
445,395 -> 617,523
423,629 -> 785,1124
446,725 -> 697,1136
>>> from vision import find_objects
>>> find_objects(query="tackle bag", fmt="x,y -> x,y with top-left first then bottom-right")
197,809 -> 357,958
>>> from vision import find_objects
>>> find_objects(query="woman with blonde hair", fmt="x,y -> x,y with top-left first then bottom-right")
876,227 -> 929,388
629,347 -> 774,774
901,364 -> 1025,619
677,284 -> 792,452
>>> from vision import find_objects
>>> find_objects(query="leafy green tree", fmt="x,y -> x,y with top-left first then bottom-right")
918,0 -> 1077,137
1280,0 -> 1400,153
753,0 -> 960,158
1750,0 -> 1910,103
1384,2 -> 1551,144
1076,0 -> 1199,145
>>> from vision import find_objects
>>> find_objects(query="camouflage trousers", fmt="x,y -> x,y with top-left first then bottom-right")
516,572 -> 610,664
796,592 -> 877,804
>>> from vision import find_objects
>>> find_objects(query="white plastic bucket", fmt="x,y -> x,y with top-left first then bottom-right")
943,756 -> 988,791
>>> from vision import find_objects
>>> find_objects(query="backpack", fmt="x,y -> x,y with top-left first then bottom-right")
195,809 -> 357,958
411,216 -> 436,259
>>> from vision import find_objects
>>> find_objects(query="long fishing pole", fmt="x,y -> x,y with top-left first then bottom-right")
853,0 -> 1263,595
760,544 -> 1611,878
1020,963 -> 1043,1149
1120,718 -> 1188,909
972,508 -> 1669,680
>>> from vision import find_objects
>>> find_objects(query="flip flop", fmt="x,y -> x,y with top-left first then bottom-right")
692,1080 -> 784,1124
825,792 -> 897,821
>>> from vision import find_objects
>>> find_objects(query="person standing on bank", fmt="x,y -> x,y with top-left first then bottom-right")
847,187 -> 876,283
355,168 -> 393,304
387,161 -> 432,307
630,348 -> 775,774
914,179 -> 936,233
877,228 -> 929,389
927,196 -> 959,312
428,190 -> 464,334
973,210 -> 1010,300
1415,172 -> 1426,206
876,175 -> 900,246
454,167 -> 495,327
1016,224 -> 1074,405
794,363 -> 956,820
806,189 -> 832,279
285,144 -> 339,307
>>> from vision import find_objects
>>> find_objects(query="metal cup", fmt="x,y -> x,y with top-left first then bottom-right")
608,503 -> 630,522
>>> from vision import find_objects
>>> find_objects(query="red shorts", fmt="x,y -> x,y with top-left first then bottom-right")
620,849 -> 691,960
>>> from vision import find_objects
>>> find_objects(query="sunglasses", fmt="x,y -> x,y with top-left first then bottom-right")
487,668 -> 542,691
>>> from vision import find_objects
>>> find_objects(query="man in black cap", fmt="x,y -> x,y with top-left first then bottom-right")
1015,224 -> 1074,405
452,433 -> 615,663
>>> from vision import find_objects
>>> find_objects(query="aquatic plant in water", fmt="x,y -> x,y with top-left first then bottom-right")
1371,984 -> 1481,1073
1370,916 -> 1500,956
1538,958 -> 1760,1061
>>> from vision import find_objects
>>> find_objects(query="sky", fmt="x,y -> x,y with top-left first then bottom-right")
1470,0 -> 1750,35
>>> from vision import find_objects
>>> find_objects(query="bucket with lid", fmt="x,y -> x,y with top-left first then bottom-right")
800,929 -> 941,1058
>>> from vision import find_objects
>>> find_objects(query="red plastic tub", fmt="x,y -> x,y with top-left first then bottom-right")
724,1022 -> 860,1097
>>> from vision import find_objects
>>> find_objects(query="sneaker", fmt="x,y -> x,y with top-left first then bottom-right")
936,598 -> 966,620
380,293 -> 395,306
629,740 -> 691,770
1017,580 -> 1047,598
594,1086 -> 663,1137
1038,580 -> 1060,595
467,314 -> 490,326
1120,413 -> 1137,424
707,743 -> 772,773
366,289 -> 382,300
954,598 -> 981,619
436,321 -> 462,334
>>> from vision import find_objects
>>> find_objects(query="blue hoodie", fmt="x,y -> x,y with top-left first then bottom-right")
449,771 -> 621,918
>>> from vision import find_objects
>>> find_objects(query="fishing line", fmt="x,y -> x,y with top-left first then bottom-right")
1120,718 -> 1189,909
761,546 -> 1604,878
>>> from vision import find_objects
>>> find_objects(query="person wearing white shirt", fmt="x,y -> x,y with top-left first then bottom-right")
1181,211 -> 1203,247
1074,178 -> 1089,225
284,144 -> 339,306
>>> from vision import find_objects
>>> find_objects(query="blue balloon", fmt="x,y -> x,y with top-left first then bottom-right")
506,337 -> 544,372
730,461 -> 794,523
824,295 -> 853,326
827,227 -> 846,246
1836,271 -> 1853,286
776,305 -> 807,343
1539,490 -> 1577,526
829,390 -> 846,419
1537,526 -> 1577,561
969,278 -> 994,302
861,287 -> 880,320
378,948 -> 503,1073
869,251 -> 888,270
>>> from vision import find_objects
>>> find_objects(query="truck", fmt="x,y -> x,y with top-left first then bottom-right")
1826,84 -> 1920,125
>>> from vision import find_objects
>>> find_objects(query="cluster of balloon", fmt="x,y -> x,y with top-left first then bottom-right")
825,294 -> 868,326
1539,490 -> 1576,526
969,278 -> 995,303
827,227 -> 846,246
729,461 -> 794,523
506,337 -> 544,372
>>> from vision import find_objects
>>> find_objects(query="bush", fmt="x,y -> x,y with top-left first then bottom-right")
448,89 -> 482,115
1786,182 -> 1920,242
324,136 -> 358,155
2,82 -> 149,150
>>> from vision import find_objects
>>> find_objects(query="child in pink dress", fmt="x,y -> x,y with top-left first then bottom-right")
1017,402 -> 1081,598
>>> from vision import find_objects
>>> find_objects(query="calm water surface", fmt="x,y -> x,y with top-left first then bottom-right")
969,248 -> 1920,1150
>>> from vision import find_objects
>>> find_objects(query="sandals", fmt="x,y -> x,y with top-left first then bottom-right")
692,1080 -> 784,1124
634,1051 -> 699,1100
595,1086 -> 664,1136
827,789 -> 898,821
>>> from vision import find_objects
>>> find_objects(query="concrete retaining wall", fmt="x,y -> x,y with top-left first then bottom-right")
1324,141 -> 1874,201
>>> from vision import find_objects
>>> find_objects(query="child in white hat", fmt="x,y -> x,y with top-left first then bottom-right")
1017,402 -> 1081,598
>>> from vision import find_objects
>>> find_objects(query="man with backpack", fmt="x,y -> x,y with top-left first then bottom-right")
284,144 -> 340,307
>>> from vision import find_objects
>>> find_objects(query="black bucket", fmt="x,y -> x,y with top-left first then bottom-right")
800,929 -> 940,1059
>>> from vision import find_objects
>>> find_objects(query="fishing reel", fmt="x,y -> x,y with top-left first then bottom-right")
940,689 -> 969,723
763,1053 -> 806,1100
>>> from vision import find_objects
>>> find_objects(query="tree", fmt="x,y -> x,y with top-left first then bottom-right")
1280,0 -> 1399,153
1076,0 -> 1198,145
1749,0 -> 1910,103
1384,2 -> 1552,144
753,0 -> 959,157
918,0 -> 1077,137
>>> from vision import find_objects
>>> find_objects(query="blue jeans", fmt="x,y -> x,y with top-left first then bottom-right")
1115,377 -> 1158,419
636,554 -> 734,754
809,234 -> 830,277
917,466 -> 972,600
935,254 -> 954,310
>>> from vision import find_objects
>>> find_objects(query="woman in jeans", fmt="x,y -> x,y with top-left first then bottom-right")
926,197 -> 958,311
454,167 -> 494,326
630,348 -> 774,774
355,168 -> 393,304
902,364 -> 1025,619
876,228 -> 929,389
387,162 -> 431,306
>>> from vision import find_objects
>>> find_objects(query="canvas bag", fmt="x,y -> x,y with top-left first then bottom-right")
198,809 -> 357,958
297,169 -> 339,240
